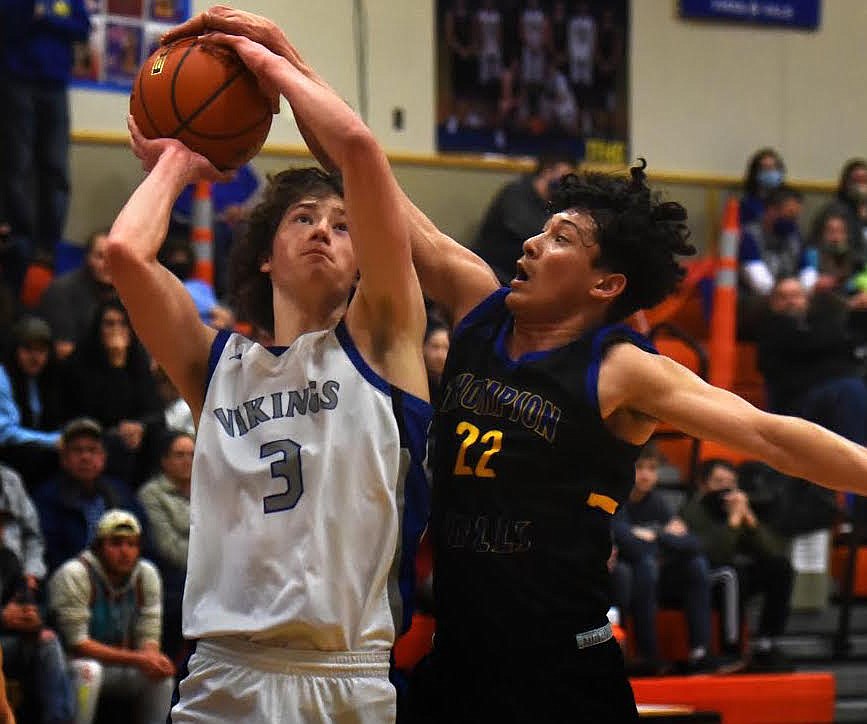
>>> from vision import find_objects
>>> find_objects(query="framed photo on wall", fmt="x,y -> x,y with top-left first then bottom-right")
72,0 -> 190,90
436,0 -> 629,163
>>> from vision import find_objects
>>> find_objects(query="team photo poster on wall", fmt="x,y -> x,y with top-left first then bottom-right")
436,0 -> 628,163
72,0 -> 191,91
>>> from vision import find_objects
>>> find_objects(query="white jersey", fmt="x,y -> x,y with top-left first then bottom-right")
183,325 -> 431,652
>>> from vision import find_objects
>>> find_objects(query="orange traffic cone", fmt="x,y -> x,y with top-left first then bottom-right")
708,196 -> 739,391
191,181 -> 214,285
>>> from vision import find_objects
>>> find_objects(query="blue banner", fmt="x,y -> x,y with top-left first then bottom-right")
679,0 -> 821,30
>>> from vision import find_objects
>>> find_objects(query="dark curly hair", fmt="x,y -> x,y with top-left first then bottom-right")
547,159 -> 695,322
229,167 -> 344,333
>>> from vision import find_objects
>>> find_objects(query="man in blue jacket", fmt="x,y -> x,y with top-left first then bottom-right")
0,0 -> 90,276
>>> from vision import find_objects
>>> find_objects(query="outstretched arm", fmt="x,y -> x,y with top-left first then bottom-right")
167,6 -> 499,327
599,343 -> 867,494
105,123 -> 229,421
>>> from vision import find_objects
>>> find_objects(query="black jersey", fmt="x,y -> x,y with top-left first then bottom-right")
431,288 -> 656,648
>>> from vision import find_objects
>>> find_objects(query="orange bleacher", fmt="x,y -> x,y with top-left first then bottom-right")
631,672 -> 835,724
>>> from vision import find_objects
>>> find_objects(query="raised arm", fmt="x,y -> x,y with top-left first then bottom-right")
104,126 -> 228,421
599,343 -> 867,494
209,34 -> 429,394
166,6 -> 499,327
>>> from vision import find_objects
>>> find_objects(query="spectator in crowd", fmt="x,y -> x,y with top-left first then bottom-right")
169,162 -> 260,299
60,299 -> 162,483
0,316 -> 63,489
38,231 -> 117,360
33,418 -> 140,573
0,463 -> 49,595
0,484 -> 75,724
0,463 -> 75,724
758,277 -> 867,423
473,153 -> 574,283
812,159 -> 867,269
47,509 -> 174,724
757,277 -> 864,528
0,0 -> 90,268
682,460 -> 794,670
136,431 -> 192,662
739,148 -> 787,226
158,232 -> 234,329
423,317 -> 450,407
812,208 -> 863,297
738,186 -> 815,339
611,444 -> 720,675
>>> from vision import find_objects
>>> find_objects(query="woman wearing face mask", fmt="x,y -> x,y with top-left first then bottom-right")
740,148 -> 786,225
811,159 -> 867,272
810,210 -> 861,296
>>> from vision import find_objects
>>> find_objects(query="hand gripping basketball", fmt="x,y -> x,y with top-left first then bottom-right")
130,36 -> 273,170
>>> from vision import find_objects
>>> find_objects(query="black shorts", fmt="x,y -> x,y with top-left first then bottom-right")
406,635 -> 638,724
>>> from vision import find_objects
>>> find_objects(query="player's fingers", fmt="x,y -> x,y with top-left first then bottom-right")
161,13 -> 207,45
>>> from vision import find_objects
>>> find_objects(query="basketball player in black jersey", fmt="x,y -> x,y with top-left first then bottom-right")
166,8 -> 867,723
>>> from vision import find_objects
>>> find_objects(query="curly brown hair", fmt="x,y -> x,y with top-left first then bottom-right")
228,168 -> 344,333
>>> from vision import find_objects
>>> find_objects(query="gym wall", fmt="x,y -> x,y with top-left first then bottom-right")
66,1 -> 865,250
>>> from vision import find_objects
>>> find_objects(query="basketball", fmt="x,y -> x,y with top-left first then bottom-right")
130,37 -> 273,170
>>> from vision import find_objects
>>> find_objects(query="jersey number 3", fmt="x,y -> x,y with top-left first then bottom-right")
453,421 -> 503,478
260,439 -> 303,513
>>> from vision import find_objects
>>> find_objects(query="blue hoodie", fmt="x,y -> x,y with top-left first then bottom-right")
1,0 -> 91,86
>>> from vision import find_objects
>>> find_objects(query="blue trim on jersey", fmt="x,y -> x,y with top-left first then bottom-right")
392,389 -> 433,635
333,322 -> 434,417
494,319 -> 554,370
205,329 -> 233,394
453,286 -> 510,341
334,321 -> 391,395
584,324 -> 658,417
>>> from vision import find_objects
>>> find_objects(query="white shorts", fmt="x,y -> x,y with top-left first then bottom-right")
170,637 -> 395,724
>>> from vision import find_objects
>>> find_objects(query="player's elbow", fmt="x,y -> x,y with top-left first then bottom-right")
340,123 -> 383,171
104,235 -> 151,280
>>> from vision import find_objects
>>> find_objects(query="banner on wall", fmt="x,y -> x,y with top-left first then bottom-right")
72,0 -> 191,91
436,1 -> 629,164
679,0 -> 821,30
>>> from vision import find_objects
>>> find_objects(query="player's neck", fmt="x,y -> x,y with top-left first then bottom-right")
507,307 -> 604,358
272,293 -> 347,347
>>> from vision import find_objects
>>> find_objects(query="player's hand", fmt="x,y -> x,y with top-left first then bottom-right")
127,115 -> 234,183
200,33 -> 282,111
163,5 -> 287,54
162,4 -> 320,88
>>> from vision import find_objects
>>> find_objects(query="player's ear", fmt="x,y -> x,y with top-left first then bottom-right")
589,272 -> 626,301
260,257 -> 272,274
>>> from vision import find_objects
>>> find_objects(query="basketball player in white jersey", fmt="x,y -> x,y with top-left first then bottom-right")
105,26 -> 432,723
